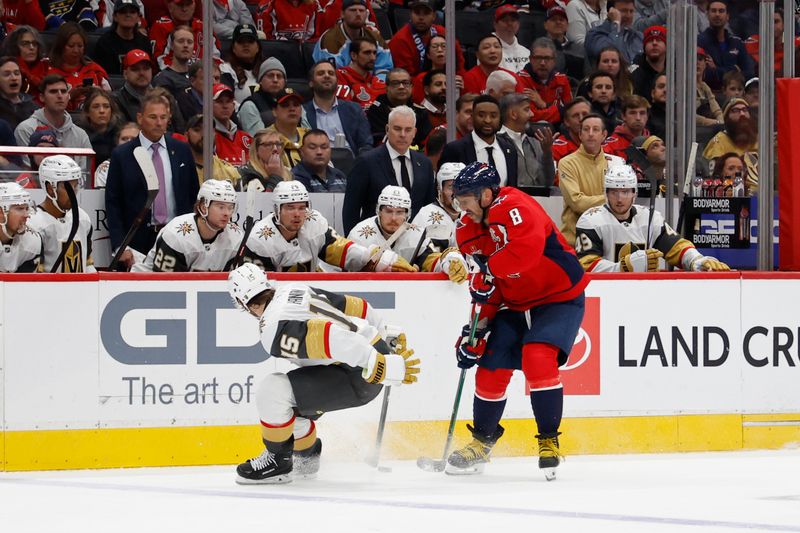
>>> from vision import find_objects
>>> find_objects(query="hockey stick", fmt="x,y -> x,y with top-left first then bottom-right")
410,223 -> 452,265
365,386 -> 392,473
370,221 -> 409,261
49,183 -> 79,273
645,173 -> 657,250
229,179 -> 259,270
416,302 -> 481,472
108,147 -> 160,271
675,142 -> 699,236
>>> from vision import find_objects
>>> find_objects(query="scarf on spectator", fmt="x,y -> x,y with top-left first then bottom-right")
410,23 -> 437,72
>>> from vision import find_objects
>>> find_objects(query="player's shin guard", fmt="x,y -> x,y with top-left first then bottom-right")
293,418 -> 321,479
522,343 -> 565,479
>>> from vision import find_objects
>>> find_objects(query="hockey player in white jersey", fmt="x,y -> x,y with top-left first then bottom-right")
27,155 -> 95,273
411,162 -> 464,249
575,165 -> 731,272
349,185 -> 468,283
244,181 -> 417,273
133,180 -> 243,272
0,183 -> 43,273
227,263 -> 420,484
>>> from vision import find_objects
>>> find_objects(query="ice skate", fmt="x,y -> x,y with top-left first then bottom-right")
445,424 -> 504,475
537,432 -> 563,481
235,448 -> 293,485
293,438 -> 322,479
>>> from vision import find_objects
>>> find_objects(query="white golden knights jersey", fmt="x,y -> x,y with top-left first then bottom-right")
27,207 -> 95,273
259,284 -> 386,369
575,205 -> 695,272
348,216 -> 447,272
133,214 -> 244,272
0,230 -> 43,272
244,209 -> 373,272
411,201 -> 458,249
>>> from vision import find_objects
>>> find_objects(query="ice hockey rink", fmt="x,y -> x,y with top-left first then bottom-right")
1,449 -> 799,533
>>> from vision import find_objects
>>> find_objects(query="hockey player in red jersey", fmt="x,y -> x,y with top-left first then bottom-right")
447,161 -> 587,481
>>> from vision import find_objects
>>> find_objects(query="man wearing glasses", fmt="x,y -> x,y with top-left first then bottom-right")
366,67 -> 428,146
516,37 -> 573,126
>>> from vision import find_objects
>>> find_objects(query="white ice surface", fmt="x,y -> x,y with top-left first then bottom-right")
1,450 -> 800,532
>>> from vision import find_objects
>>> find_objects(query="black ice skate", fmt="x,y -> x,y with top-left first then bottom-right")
445,424 -> 504,475
293,438 -> 322,479
235,448 -> 293,485
537,432 -> 563,481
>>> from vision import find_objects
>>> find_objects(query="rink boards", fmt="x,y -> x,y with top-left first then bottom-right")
1,271 -> 799,471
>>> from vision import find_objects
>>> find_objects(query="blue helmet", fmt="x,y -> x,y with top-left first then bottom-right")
452,161 -> 500,197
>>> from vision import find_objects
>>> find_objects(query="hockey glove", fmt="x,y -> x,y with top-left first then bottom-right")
383,325 -> 408,353
375,249 -> 418,272
471,254 -> 490,274
691,256 -> 731,272
469,271 -> 496,303
620,249 -> 663,272
363,348 -> 421,385
455,324 -> 488,369
439,248 -> 468,284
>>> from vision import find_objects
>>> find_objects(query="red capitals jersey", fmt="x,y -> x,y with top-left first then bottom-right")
456,187 -> 587,312
215,128 -> 253,166
551,132 -> 579,163
151,17 -> 219,70
516,66 -> 573,124
256,0 -> 318,41
336,66 -> 385,109
602,124 -> 648,160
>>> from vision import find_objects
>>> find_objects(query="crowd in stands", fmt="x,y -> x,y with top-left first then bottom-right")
0,0 -> 790,271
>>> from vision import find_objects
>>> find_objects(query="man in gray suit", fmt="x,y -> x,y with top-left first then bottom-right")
497,93 -> 555,188
342,105 -> 435,234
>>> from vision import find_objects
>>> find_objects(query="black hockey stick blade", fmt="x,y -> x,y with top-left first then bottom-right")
229,179 -> 259,270
50,183 -> 79,273
108,146 -> 160,270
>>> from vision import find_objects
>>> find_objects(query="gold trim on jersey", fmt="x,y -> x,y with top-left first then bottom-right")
323,236 -> 352,269
305,319 -> 331,359
421,252 -> 440,273
343,295 -> 367,318
579,254 -> 602,271
665,239 -> 695,267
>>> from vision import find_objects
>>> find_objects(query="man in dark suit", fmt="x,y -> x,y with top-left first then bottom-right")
303,59 -> 373,156
438,94 -> 518,187
342,105 -> 436,234
105,92 -> 199,270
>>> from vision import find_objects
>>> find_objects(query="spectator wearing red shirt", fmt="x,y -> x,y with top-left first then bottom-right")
517,37 -> 573,126
2,25 -> 49,99
602,94 -> 649,160
256,0 -> 319,41
151,0 -> 220,70
462,34 -> 518,96
388,0 -> 464,77
336,36 -> 386,109
1,0 -> 45,30
46,22 -> 110,112
745,8 -> 800,77
212,84 -> 253,166
552,97 -> 590,163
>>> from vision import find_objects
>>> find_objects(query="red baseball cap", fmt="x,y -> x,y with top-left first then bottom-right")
546,6 -> 568,20
494,4 -> 519,22
212,83 -> 234,100
122,49 -> 150,69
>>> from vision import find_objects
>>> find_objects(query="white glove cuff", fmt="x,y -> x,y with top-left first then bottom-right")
681,248 -> 703,271
363,351 -> 405,385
